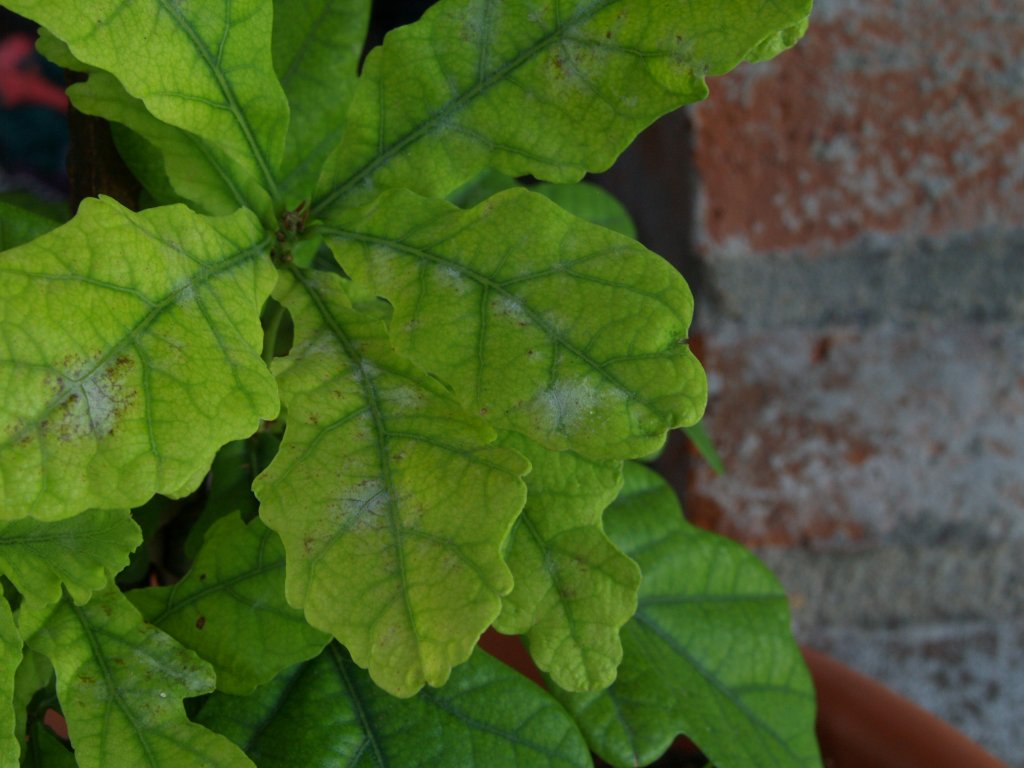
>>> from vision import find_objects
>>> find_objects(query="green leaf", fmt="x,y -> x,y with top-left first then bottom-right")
0,509 -> 141,605
0,198 -> 278,521
494,433 -> 638,692
0,197 -> 62,251
448,170 -> 519,209
324,188 -> 705,460
13,647 -> 53,757
19,584 -> 254,768
532,182 -> 636,238
0,596 -> 20,766
129,514 -> 329,695
683,422 -> 725,475
183,433 -> 280,560
10,0 -> 289,206
745,18 -> 811,63
313,0 -> 812,214
196,643 -> 592,768
21,720 -> 75,768
272,0 -> 372,200
254,267 -> 528,696
67,71 -> 275,222
553,464 -> 821,768
34,27 -> 83,70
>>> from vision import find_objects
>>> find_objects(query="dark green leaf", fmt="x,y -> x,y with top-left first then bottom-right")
552,464 -> 821,768
196,643 -> 592,768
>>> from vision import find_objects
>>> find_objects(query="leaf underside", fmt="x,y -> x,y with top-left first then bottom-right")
255,268 -> 528,697
196,643 -> 591,768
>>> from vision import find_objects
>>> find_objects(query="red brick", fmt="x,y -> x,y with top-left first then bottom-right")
692,0 -> 1024,255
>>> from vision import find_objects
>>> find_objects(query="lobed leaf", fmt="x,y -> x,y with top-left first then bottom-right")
130,514 -> 329,695
19,584 -> 254,768
495,433 -> 638,692
324,187 -> 705,460
67,71 -> 275,223
553,463 -> 822,768
0,509 -> 141,605
9,0 -> 289,206
272,0 -> 372,201
254,268 -> 528,697
313,0 -> 812,214
0,198 -> 278,521
196,643 -> 592,768
0,597 -> 20,766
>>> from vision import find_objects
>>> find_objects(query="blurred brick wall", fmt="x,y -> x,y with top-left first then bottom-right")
687,1 -> 1024,763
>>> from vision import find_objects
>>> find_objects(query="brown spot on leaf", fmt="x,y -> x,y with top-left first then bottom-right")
195,616 -> 206,630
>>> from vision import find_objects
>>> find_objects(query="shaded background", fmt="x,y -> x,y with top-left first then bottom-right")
2,1 -> 1020,764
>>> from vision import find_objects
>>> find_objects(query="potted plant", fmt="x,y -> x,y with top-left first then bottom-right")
0,1 -> 825,766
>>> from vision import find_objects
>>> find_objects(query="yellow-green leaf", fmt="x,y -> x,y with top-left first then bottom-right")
495,432 -> 638,692
20,584 -> 254,768
325,188 -> 705,460
255,268 -> 528,697
0,509 -> 140,605
313,0 -> 812,214
0,198 -> 278,521
10,0 -> 289,206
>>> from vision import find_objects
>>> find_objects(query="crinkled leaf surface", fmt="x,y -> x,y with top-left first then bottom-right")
0,597 -> 20,766
325,188 -> 705,460
0,198 -> 278,521
196,643 -> 591,768
0,509 -> 140,605
553,464 -> 821,768
272,0 -> 371,200
67,71 -> 275,222
313,0 -> 812,214
129,514 -> 328,695
254,268 -> 528,697
0,197 -> 61,250
20,584 -> 254,768
9,0 -> 289,205
495,433 -> 637,692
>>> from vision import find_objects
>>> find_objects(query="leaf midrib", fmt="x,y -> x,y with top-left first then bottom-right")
311,0 -> 617,214
146,560 -> 285,624
155,0 -> 282,205
286,267 -> 426,677
321,227 -> 647,406
0,238 -> 271,453
634,611 -> 810,766
70,600 -> 158,766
